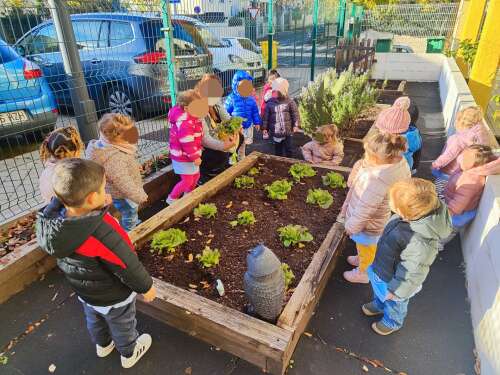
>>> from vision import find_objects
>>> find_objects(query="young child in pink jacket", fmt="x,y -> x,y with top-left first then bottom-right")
339,130 -> 411,283
167,90 -> 207,204
301,124 -> 344,167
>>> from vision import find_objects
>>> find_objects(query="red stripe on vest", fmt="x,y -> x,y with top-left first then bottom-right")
103,213 -> 135,252
75,236 -> 127,269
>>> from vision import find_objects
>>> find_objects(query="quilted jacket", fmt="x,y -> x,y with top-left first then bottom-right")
225,70 -> 261,129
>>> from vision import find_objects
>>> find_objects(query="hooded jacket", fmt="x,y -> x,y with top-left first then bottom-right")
86,140 -> 147,204
36,199 -> 153,306
402,125 -> 422,169
261,96 -> 300,138
225,71 -> 261,129
341,157 -> 411,236
371,203 -> 453,299
432,123 -> 491,175
301,139 -> 344,167
168,105 -> 204,163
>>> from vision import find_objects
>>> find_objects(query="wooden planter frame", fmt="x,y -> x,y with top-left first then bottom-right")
130,152 -> 348,374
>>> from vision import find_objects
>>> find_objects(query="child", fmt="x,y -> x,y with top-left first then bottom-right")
301,124 -> 344,167
260,69 -> 280,116
39,126 -> 84,204
374,96 -> 422,171
261,77 -> 300,157
36,158 -> 156,368
167,89 -> 206,204
408,103 -> 421,174
339,131 -> 411,283
225,70 -> 261,160
86,113 -> 147,232
363,178 -> 452,335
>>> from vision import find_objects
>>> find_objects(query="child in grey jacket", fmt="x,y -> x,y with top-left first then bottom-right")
363,178 -> 453,335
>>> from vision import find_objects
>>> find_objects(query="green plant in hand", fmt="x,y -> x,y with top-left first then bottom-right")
194,203 -> 217,219
234,175 -> 255,189
230,210 -> 256,227
248,167 -> 260,176
289,163 -> 316,182
278,225 -> 314,248
322,172 -> 346,189
307,189 -> 333,209
217,116 -> 244,139
264,179 -> 293,200
196,246 -> 221,268
151,228 -> 187,254
281,263 -> 295,289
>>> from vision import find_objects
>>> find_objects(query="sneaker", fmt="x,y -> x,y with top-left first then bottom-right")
347,255 -> 359,267
411,169 -> 418,176
166,196 -> 177,205
121,333 -> 152,369
96,341 -> 115,358
371,321 -> 400,336
343,268 -> 369,284
361,302 -> 383,317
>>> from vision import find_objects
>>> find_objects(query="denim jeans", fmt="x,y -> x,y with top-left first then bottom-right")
82,299 -> 139,357
113,199 -> 139,232
274,136 -> 293,157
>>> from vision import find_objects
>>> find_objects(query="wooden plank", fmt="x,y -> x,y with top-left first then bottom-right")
258,154 -> 353,174
0,241 -> 46,284
129,152 -> 260,246
137,279 -> 291,373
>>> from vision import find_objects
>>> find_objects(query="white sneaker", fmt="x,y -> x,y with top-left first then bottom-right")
121,333 -> 152,369
96,341 -> 115,358
166,196 -> 177,205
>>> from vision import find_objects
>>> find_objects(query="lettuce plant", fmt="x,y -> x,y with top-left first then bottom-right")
248,167 -> 260,176
289,163 -> 316,182
230,210 -> 256,227
306,189 -> 333,209
193,203 -> 217,219
234,175 -> 255,189
264,179 -> 293,200
151,228 -> 187,254
281,263 -> 295,289
196,246 -> 221,268
277,225 -> 314,247
322,172 -> 347,189
217,116 -> 244,139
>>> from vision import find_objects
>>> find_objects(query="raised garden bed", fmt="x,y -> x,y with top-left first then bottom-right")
130,152 -> 348,374
370,79 -> 407,105
341,104 -> 387,140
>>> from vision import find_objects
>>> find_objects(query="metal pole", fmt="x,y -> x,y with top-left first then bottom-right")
48,0 -> 97,142
160,0 -> 178,106
310,0 -> 319,81
267,0 -> 273,70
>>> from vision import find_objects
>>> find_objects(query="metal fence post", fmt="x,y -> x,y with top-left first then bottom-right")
310,0 -> 319,81
48,0 -> 98,142
160,0 -> 178,106
267,0 -> 273,70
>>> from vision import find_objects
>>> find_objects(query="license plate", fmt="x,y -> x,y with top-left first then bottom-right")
253,70 -> 263,78
0,111 -> 28,127
183,66 -> 205,79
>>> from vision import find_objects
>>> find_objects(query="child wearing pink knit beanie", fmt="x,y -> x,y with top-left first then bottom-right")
374,96 -> 422,171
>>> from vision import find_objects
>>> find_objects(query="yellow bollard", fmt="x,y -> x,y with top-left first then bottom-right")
260,41 -> 279,70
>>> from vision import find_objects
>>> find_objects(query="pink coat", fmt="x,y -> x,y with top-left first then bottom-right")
432,123 -> 491,175
341,157 -> 411,236
168,105 -> 203,163
301,140 -> 344,167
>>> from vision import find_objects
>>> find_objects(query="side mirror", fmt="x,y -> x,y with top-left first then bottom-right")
16,45 -> 26,57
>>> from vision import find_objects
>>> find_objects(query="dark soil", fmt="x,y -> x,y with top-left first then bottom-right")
0,213 -> 37,259
141,154 -> 171,179
138,158 -> 348,312
341,140 -> 364,168
341,119 -> 374,139
370,79 -> 402,90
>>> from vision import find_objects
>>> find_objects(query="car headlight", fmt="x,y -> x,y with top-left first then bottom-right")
229,54 -> 244,64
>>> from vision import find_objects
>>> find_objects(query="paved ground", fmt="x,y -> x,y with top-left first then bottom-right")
0,82 -> 475,374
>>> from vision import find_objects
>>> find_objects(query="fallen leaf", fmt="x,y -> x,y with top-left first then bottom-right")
208,233 -> 215,238
184,367 -> 192,375
200,281 -> 210,289
182,217 -> 190,223
165,254 -> 175,261
362,365 -> 369,372
303,332 -> 313,337
194,217 -> 200,222
51,292 -> 58,302
215,347 -> 220,351
206,239 -> 212,245
188,284 -> 198,289
48,364 -> 56,373
197,230 -> 203,236
225,201 -> 233,208
298,243 -> 305,248
185,254 -> 194,263
242,201 -> 249,205
26,325 -> 35,333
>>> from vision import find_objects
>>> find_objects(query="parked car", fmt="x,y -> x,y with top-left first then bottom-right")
222,37 -> 262,55
172,16 -> 266,92
0,39 -> 57,137
391,44 -> 414,53
14,13 -> 212,119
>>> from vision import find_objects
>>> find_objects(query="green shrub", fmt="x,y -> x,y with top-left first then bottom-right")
230,210 -> 256,227
264,179 -> 293,200
322,172 -> 347,189
193,203 -> 217,219
277,225 -> 314,247
151,228 -> 187,254
248,167 -> 260,176
234,175 -> 255,189
196,246 -> 221,268
306,189 -> 333,209
289,163 -> 316,182
281,263 -> 295,289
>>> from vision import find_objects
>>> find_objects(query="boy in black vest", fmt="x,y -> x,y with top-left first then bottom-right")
36,158 -> 156,368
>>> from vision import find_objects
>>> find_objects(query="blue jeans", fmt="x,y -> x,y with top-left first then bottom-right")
113,199 -> 139,232
368,266 -> 409,330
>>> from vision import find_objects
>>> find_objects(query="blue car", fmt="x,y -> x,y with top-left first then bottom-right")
14,13 -> 211,120
0,39 -> 57,137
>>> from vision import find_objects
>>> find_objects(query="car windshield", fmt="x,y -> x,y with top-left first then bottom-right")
237,38 -> 258,53
0,40 -> 20,64
198,27 -> 224,48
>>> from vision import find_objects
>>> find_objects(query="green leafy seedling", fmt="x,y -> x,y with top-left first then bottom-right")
277,224 -> 314,248
217,116 -> 244,139
196,246 -> 221,268
234,175 -> 255,189
151,228 -> 187,254
281,263 -> 295,289
322,172 -> 347,189
306,189 -> 333,209
194,203 -> 217,219
289,163 -> 316,182
264,179 -> 293,200
248,167 -> 260,176
230,210 -> 256,227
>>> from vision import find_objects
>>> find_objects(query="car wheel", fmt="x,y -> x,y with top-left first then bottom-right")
106,86 -> 136,119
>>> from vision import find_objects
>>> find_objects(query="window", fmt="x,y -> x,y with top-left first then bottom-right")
110,22 -> 134,47
21,24 -> 60,55
73,21 -> 105,49
238,38 -> 258,53
0,41 -> 19,64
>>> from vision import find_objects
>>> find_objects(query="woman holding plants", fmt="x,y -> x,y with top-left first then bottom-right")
195,74 -> 241,184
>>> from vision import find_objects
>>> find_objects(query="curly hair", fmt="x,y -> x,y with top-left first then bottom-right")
98,113 -> 134,141
455,106 -> 483,131
39,126 -> 84,163
315,124 -> 342,146
364,128 -> 407,163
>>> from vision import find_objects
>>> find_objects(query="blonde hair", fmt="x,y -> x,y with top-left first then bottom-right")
464,144 -> 496,168
177,89 -> 201,108
364,129 -> 407,163
40,126 -> 84,163
389,178 -> 439,221
455,106 -> 483,131
98,113 -> 134,141
315,124 -> 341,146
